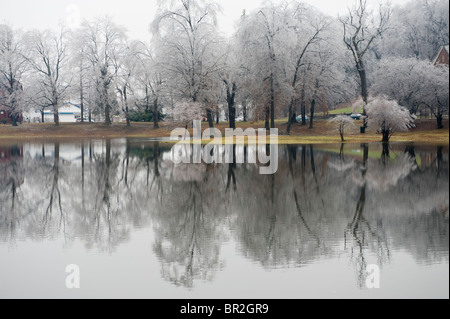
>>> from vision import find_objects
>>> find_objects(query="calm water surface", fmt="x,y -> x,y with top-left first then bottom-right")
0,140 -> 448,299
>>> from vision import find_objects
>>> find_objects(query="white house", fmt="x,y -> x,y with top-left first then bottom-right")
43,102 -> 87,123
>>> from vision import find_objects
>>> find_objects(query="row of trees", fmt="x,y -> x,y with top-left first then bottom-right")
0,19 -> 164,127
0,0 -> 448,130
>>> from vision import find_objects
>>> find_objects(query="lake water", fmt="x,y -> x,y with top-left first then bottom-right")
0,140 -> 448,299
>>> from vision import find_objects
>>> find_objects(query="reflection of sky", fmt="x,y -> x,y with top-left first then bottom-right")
164,144 -> 267,164
23,140 -> 127,163
0,229 -> 447,299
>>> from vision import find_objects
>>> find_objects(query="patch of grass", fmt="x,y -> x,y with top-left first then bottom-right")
0,119 -> 448,145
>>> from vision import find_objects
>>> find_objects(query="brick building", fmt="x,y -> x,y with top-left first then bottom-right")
432,45 -> 449,66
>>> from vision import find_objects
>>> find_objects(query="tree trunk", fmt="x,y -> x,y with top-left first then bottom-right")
437,113 -> 444,129
124,86 -> 131,127
101,67 -> 112,125
358,68 -> 368,106
309,99 -> 315,129
153,98 -> 159,129
243,101 -> 247,122
105,102 -> 111,125
270,73 -> 275,129
300,84 -> 306,126
206,109 -> 214,128
54,107 -> 59,126
80,99 -> 84,123
301,97 -> 306,126
226,82 -> 237,129
265,103 -> 270,130
357,61 -> 369,131
125,108 -> 130,126
229,105 -> 236,129
286,99 -> 296,135
80,72 -> 84,123
10,114 -> 19,127
270,96 -> 275,129
81,141 -> 85,208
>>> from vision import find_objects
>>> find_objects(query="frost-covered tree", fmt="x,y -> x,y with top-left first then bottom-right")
24,27 -> 70,126
171,101 -> 205,127
372,57 -> 428,115
80,17 -> 126,125
328,115 -> 357,142
236,2 -> 354,133
237,2 -> 322,130
152,0 -> 225,128
366,96 -> 416,142
339,0 -> 391,128
0,25 -> 27,126
281,3 -> 330,132
133,41 -> 166,129
419,64 -> 449,129
115,42 -> 139,127
377,0 -> 449,60
68,31 -> 91,122
256,4 -> 288,130
372,57 -> 449,129
295,31 -> 357,130
221,39 -> 242,129
236,3 -> 288,130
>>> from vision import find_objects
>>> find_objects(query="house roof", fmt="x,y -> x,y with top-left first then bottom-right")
0,105 -> 12,111
432,45 -> 449,65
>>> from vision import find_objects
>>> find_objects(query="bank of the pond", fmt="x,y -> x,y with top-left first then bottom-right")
0,119 -> 448,144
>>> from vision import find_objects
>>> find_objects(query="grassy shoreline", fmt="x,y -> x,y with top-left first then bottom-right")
0,119 -> 448,144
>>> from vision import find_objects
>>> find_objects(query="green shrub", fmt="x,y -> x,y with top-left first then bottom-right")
129,111 -> 165,122
1,118 -> 7,125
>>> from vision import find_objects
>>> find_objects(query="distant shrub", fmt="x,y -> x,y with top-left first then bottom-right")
366,96 -> 416,143
328,115 -> 357,142
129,111 -> 165,122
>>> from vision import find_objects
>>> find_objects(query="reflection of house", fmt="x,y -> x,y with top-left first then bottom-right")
0,145 -> 24,189
43,102 -> 87,123
432,45 -> 449,66
0,145 -> 23,163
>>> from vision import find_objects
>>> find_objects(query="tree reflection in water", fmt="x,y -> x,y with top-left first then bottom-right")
0,145 -> 24,240
0,140 -> 448,288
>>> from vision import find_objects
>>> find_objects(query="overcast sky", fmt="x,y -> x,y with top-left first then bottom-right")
1,0 -> 410,40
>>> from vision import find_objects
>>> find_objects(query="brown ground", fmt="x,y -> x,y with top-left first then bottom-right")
0,118 -> 448,144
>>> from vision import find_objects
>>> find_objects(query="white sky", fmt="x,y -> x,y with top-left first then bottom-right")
1,0 -> 411,40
